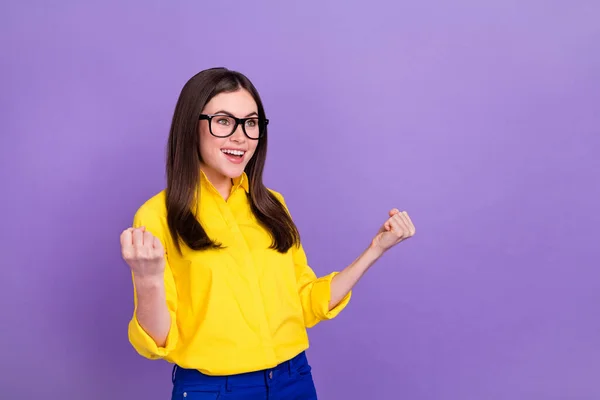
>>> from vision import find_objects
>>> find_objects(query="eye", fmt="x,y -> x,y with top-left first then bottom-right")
216,117 -> 231,125
245,119 -> 257,128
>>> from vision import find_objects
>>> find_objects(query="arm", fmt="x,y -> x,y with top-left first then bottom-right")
272,190 -> 415,327
282,194 -> 415,323
132,275 -> 169,345
122,208 -> 179,359
329,245 -> 383,309
330,208 -> 416,308
129,264 -> 179,357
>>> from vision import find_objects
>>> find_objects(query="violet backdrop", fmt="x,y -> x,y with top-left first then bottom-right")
1,0 -> 599,399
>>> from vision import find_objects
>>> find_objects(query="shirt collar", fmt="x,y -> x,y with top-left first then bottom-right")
199,170 -> 250,195
233,172 -> 250,193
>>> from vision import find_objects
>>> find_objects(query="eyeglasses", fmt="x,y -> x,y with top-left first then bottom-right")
199,114 -> 268,140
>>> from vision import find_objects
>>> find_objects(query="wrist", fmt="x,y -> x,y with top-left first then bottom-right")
351,244 -> 384,274
367,243 -> 386,259
133,273 -> 164,291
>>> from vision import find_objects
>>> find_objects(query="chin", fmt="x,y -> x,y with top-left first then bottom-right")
219,163 -> 248,179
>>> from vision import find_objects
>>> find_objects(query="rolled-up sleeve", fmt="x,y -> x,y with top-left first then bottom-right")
270,189 -> 352,328
127,205 -> 179,359
292,243 -> 352,328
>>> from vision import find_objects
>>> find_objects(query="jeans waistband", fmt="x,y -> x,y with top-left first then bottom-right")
172,351 -> 308,389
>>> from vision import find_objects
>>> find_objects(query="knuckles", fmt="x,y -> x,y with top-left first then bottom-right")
394,228 -> 415,240
120,244 -> 163,263
132,248 -> 162,261
120,228 -> 164,273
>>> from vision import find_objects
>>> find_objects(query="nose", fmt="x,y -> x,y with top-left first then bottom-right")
230,123 -> 246,142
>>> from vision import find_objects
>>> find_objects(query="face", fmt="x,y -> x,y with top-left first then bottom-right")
198,89 -> 260,185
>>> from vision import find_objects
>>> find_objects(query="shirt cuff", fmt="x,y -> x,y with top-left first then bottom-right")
310,272 -> 352,321
128,311 -> 178,359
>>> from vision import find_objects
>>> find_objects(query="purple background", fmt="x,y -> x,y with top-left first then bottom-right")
2,1 -> 599,399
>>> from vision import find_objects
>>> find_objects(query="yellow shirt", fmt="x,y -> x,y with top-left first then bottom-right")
127,171 -> 351,375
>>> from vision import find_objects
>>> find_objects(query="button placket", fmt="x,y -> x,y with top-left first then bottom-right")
215,187 -> 278,367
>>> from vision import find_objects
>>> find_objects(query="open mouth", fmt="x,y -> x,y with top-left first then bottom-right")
221,148 -> 246,163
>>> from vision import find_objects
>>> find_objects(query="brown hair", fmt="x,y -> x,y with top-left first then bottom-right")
165,67 -> 300,254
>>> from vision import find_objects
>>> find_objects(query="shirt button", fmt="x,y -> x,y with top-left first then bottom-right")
183,393 -> 187,397
269,371 -> 273,379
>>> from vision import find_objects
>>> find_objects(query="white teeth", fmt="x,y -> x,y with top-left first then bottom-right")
221,149 -> 245,156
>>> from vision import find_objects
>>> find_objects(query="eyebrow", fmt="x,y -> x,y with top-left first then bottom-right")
213,110 -> 258,118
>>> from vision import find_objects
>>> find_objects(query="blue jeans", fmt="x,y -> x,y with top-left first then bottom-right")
171,351 -> 318,399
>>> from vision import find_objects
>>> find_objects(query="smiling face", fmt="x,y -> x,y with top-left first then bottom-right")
198,88 -> 260,187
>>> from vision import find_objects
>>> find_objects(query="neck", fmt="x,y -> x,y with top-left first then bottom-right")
200,167 -> 233,200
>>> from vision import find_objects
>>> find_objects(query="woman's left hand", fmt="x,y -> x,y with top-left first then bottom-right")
370,209 -> 416,253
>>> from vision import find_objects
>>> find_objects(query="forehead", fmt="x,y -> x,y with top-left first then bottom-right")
203,89 -> 257,115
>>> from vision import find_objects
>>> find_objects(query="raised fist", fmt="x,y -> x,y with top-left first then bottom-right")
371,209 -> 416,252
120,227 -> 165,279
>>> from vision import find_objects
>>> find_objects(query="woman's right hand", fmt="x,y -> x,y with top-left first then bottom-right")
120,227 -> 165,279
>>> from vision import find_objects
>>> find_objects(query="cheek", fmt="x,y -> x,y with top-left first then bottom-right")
199,125 -> 212,147
248,142 -> 259,157
199,128 -> 226,159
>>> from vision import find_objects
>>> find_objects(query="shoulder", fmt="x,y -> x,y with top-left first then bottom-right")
267,187 -> 297,219
132,190 -> 168,235
267,187 -> 290,209
267,187 -> 284,202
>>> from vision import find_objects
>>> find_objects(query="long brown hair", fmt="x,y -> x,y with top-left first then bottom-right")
165,67 -> 300,254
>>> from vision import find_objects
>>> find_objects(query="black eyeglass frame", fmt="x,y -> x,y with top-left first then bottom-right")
199,113 -> 269,140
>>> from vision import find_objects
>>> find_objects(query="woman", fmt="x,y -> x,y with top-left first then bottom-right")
120,67 -> 415,399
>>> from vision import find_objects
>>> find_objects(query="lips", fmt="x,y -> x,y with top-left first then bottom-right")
221,148 -> 246,164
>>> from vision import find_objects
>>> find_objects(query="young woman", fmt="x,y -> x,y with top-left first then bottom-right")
120,67 -> 415,399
